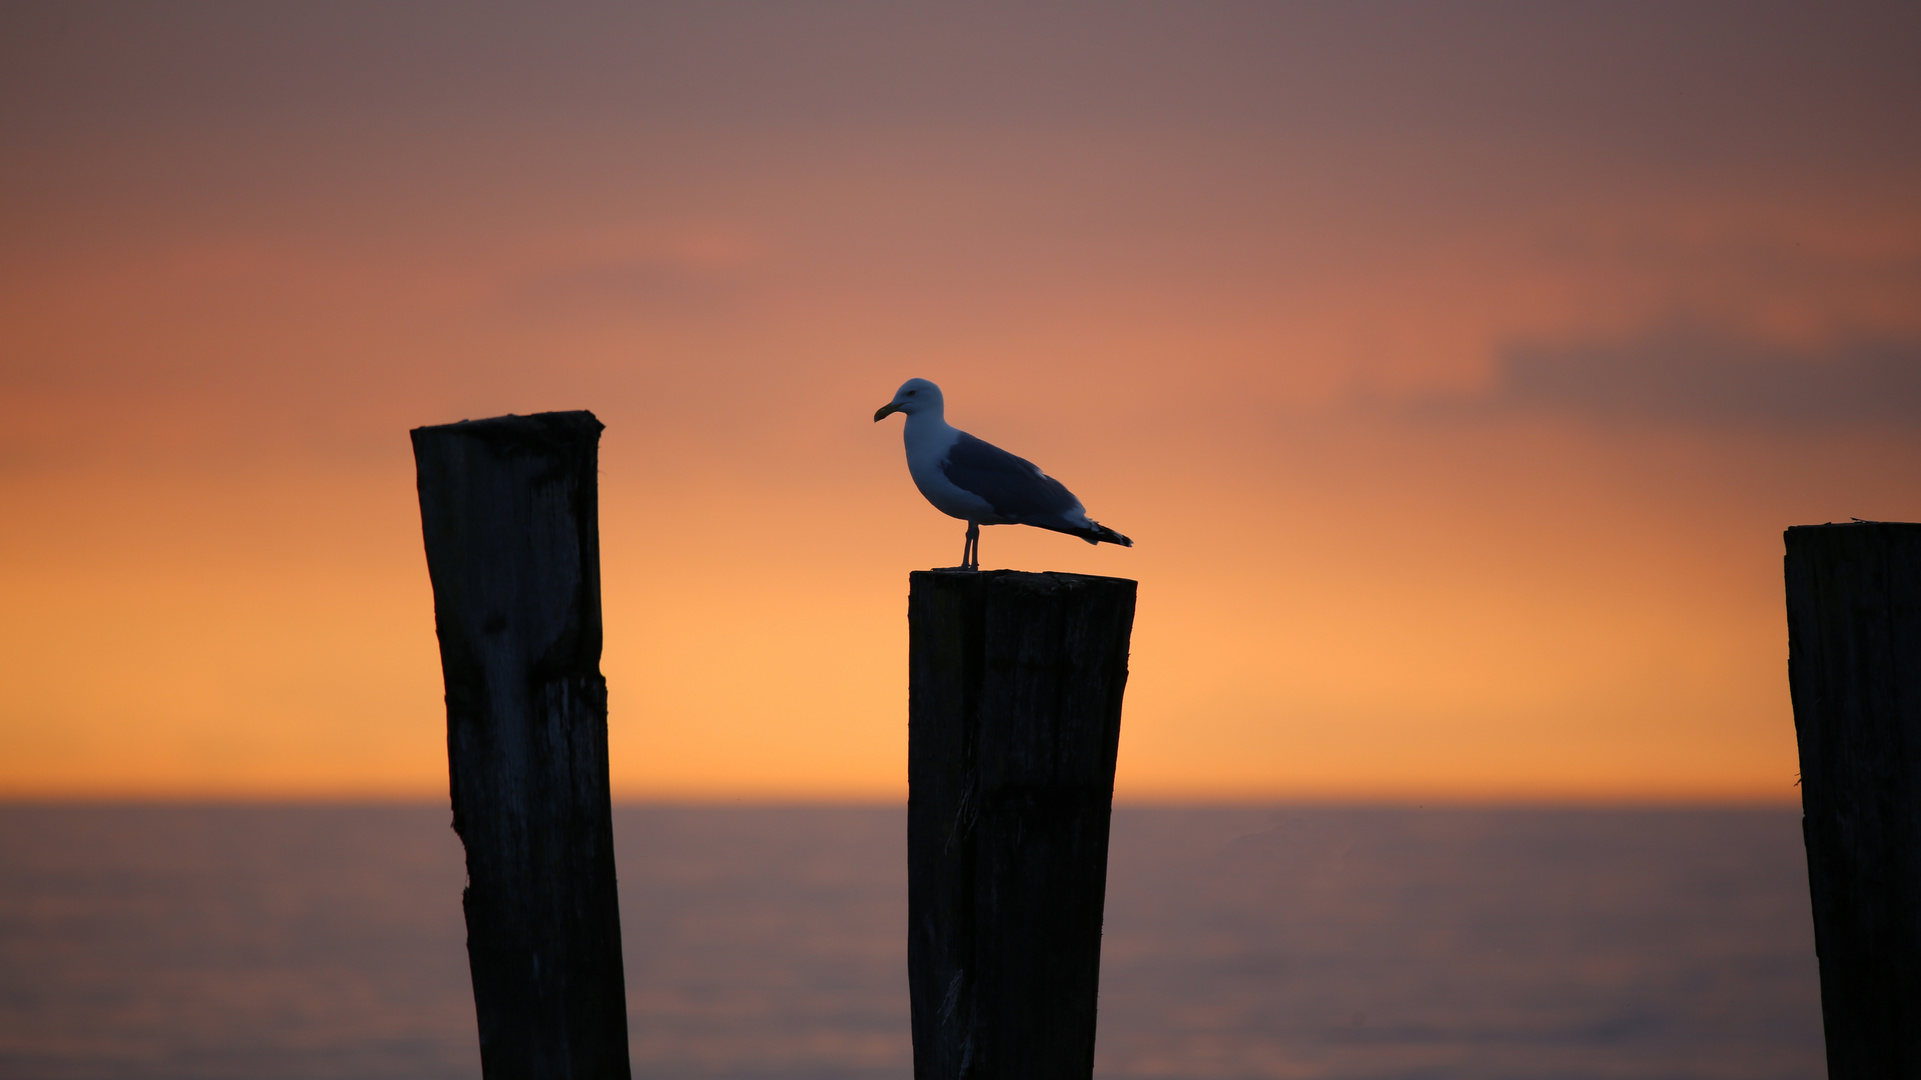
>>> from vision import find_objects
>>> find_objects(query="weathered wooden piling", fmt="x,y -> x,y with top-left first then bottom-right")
1785,521 -> 1921,1079
907,569 -> 1137,1080
412,411 -> 631,1080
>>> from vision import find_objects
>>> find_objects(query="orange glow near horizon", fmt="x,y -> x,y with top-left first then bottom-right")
3,5 -> 1919,802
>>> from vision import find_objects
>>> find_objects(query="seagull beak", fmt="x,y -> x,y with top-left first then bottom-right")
873,401 -> 904,422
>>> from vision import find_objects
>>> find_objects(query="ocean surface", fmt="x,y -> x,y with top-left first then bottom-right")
0,804 -> 1823,1079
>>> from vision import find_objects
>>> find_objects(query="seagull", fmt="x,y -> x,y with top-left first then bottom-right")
873,378 -> 1132,571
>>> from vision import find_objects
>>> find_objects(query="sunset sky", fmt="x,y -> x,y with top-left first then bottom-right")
4,2 -> 1918,801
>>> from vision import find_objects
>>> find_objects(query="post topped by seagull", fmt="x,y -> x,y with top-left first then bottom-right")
874,378 -> 1132,571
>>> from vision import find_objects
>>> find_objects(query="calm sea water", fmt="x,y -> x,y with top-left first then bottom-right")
0,804 -> 1823,1079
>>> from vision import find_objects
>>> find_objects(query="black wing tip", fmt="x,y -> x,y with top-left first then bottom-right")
1025,516 -> 1133,548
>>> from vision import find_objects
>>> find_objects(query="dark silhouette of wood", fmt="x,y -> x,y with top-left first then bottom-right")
412,411 -> 631,1080
907,569 -> 1136,1080
1785,521 -> 1921,1079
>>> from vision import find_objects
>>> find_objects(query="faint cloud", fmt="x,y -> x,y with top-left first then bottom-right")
491,232 -> 758,321
496,256 -> 742,318
1430,319 -> 1921,432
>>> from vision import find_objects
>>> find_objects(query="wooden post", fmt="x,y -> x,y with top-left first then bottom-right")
412,411 -> 631,1080
1785,521 -> 1921,1079
907,569 -> 1136,1080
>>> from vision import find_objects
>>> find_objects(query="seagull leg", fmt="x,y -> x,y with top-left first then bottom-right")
964,521 -> 980,571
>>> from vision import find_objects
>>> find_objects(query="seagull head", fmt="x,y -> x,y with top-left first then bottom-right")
873,378 -> 943,422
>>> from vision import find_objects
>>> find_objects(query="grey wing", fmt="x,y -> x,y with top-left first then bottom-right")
942,432 -> 1082,519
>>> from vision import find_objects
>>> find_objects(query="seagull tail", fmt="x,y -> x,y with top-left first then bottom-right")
1077,521 -> 1133,548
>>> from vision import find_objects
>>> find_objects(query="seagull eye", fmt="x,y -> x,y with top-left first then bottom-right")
906,390 -> 917,396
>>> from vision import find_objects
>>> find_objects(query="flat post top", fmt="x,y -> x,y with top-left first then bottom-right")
909,568 -> 1138,590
